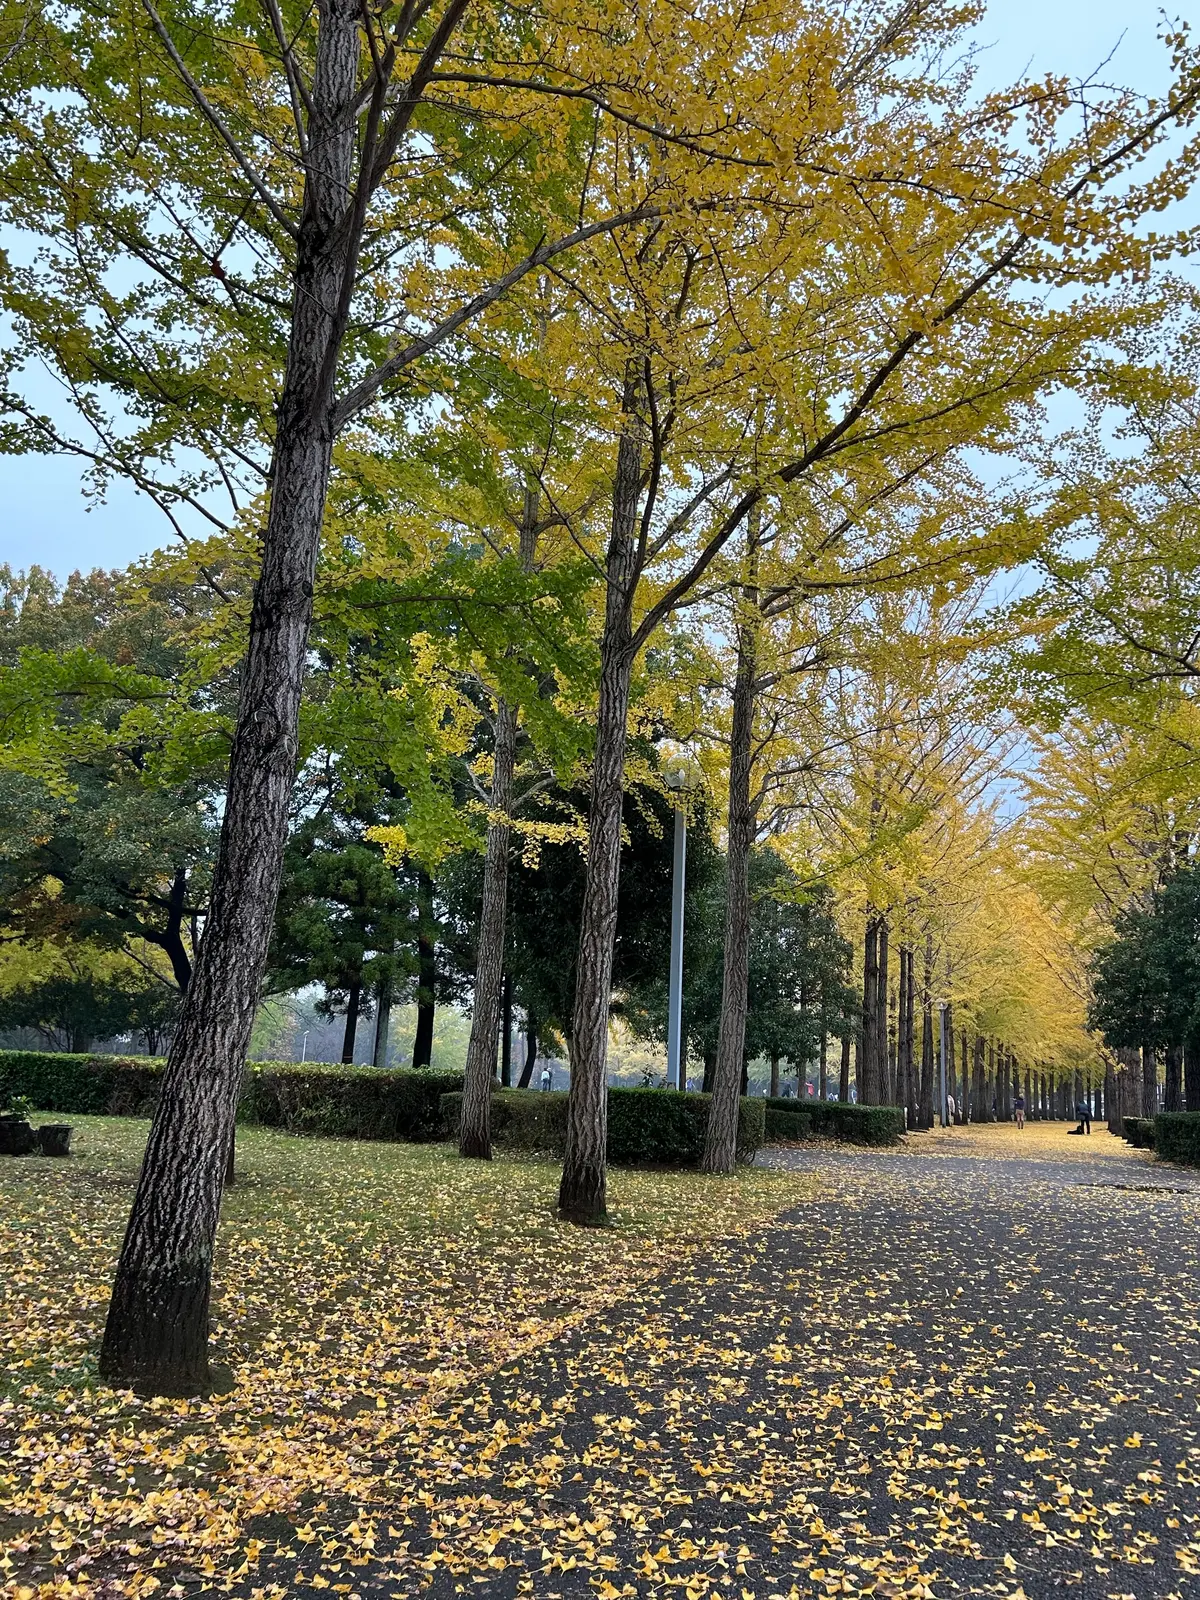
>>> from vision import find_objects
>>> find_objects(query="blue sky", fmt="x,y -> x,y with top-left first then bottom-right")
1,0 -> 1189,581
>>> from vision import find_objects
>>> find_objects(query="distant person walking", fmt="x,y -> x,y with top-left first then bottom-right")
539,1065 -> 553,1092
1075,1098 -> 1091,1135
946,1092 -> 956,1125
1014,1090 -> 1026,1130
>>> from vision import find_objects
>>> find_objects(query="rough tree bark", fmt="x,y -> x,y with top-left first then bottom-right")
973,1034 -> 986,1124
1141,1043 -> 1158,1118
703,531 -> 760,1175
1165,1043 -> 1183,1112
459,697 -> 517,1159
98,0 -> 373,1395
558,378 -> 643,1222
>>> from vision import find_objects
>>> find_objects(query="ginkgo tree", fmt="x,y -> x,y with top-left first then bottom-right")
534,11 -> 1200,1214
5,0 -> 812,1390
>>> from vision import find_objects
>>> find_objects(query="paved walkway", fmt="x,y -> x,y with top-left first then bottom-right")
255,1126 -> 1200,1599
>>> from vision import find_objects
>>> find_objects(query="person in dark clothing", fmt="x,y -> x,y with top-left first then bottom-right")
1075,1098 -> 1091,1135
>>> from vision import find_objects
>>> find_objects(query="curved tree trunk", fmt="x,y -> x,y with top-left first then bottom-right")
98,0 -> 364,1396
558,388 -> 642,1223
517,1011 -> 538,1089
702,544 -> 759,1176
460,698 -> 517,1159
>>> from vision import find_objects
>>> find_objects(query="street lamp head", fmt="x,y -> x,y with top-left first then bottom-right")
663,754 -> 700,793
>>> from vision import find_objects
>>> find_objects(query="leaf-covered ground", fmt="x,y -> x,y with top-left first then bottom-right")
5,1123 -> 1200,1599
0,1117 -> 813,1598
239,1124 -> 1200,1600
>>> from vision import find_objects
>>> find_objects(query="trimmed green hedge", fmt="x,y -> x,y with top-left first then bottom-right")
1121,1116 -> 1157,1149
440,1087 -> 765,1166
242,1063 -> 462,1142
1152,1112 -> 1200,1164
0,1050 -> 163,1116
0,1049 -> 461,1143
765,1097 -> 906,1146
764,1108 -> 813,1144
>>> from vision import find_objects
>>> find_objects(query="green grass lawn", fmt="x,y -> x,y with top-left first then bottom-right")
0,1116 -> 812,1593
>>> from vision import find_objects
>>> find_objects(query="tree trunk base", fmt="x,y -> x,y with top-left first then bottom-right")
458,1131 -> 492,1161
557,1158 -> 607,1225
99,1263 -> 213,1397
700,1148 -> 736,1176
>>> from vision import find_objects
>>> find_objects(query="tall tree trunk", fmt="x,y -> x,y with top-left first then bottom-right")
460,699 -> 517,1158
818,1033 -> 827,1101
98,0 -> 365,1395
517,1010 -> 538,1089
861,917 -> 880,1105
372,972 -> 391,1069
917,934 -> 934,1127
1186,1037 -> 1200,1112
769,1052 -> 779,1098
1165,1043 -> 1183,1113
895,944 -> 907,1120
500,973 -> 513,1087
558,380 -> 642,1223
702,1047 -> 716,1094
876,919 -> 890,1104
411,868 -> 437,1068
904,945 -> 917,1129
1141,1043 -> 1157,1118
703,534 -> 760,1175
839,1031 -> 851,1102
973,1034 -> 986,1125
341,974 -> 361,1064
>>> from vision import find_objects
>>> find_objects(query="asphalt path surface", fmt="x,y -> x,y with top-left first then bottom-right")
245,1124 -> 1200,1600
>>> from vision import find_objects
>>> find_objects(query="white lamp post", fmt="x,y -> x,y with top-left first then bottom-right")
663,757 -> 698,1090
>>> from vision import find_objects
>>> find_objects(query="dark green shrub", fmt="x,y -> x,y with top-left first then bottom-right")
1120,1115 -> 1156,1149
0,1050 -> 163,1116
0,1048 -> 460,1142
764,1097 -> 905,1146
1153,1112 -> 1200,1165
440,1087 -> 765,1166
765,1107 -> 813,1144
241,1063 -> 462,1141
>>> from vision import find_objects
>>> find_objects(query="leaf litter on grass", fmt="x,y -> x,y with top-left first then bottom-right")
0,1116 -> 813,1597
